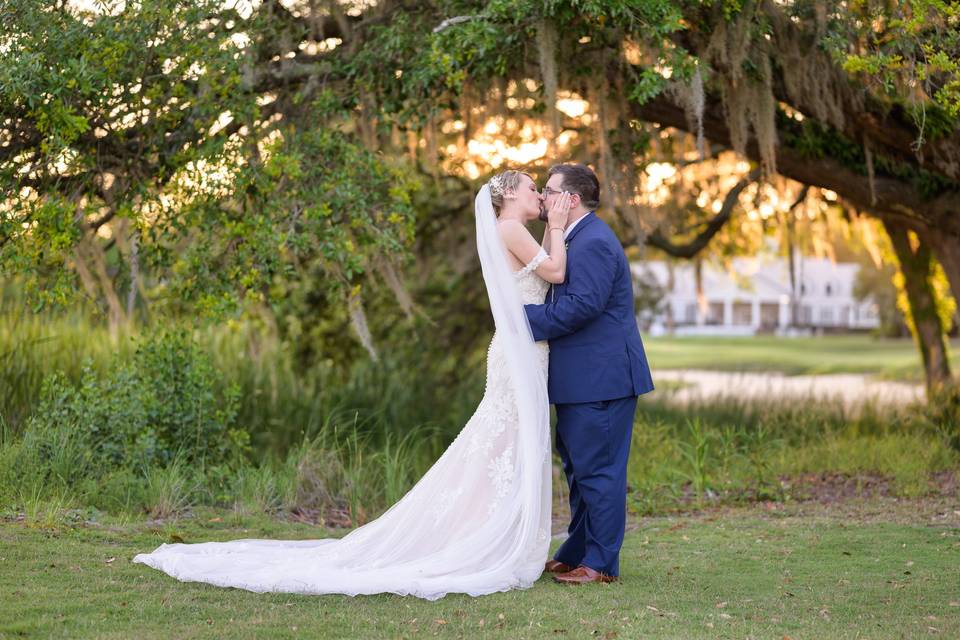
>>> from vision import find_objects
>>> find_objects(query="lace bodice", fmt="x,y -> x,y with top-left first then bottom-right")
513,247 -> 551,305
483,246 -> 550,405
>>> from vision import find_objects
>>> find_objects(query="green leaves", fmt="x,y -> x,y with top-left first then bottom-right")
0,194 -> 80,311
1,0 -> 424,348
25,330 -> 246,473
628,66 -> 669,105
825,0 -> 960,120
145,127 -> 418,321
32,101 -> 89,147
1,0 -> 255,310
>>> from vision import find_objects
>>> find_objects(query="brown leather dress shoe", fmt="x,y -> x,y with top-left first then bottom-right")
552,565 -> 617,585
544,559 -> 574,573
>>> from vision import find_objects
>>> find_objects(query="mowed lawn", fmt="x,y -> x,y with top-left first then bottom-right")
2,505 -> 958,639
644,335 -> 960,381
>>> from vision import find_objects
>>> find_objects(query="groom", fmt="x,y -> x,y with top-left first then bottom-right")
525,163 -> 654,585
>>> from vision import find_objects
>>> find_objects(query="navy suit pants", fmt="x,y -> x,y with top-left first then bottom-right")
552,396 -> 637,576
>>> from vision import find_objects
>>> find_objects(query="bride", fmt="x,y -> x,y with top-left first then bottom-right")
133,171 -> 574,600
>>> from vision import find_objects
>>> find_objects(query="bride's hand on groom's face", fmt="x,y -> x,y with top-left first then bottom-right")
547,192 -> 573,229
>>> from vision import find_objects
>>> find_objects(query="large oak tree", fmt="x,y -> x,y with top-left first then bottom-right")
3,0 -> 959,389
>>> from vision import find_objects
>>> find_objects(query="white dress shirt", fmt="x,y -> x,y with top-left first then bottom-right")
563,211 -> 593,240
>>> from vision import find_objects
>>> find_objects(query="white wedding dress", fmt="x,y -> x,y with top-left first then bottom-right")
133,186 -> 554,600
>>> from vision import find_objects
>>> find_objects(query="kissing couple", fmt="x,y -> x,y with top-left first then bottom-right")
134,163 -> 655,600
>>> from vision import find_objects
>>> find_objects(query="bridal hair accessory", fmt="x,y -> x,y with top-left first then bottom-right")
487,173 -> 508,199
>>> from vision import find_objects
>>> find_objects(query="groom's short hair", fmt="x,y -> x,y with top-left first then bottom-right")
547,164 -> 600,209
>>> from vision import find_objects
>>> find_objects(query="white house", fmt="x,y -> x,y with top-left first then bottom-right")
632,255 -> 881,336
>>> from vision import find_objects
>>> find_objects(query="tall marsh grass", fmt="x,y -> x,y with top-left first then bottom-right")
1,309 -> 479,454
629,395 -> 958,513
0,308 -> 480,524
2,306 -> 958,524
0,309 -> 136,434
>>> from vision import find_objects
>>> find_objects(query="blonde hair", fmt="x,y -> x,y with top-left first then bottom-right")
488,170 -> 531,214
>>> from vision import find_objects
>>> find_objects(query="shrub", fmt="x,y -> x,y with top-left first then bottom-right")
5,330 -> 249,506
922,385 -> 960,452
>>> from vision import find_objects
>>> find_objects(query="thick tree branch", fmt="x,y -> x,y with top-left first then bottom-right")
644,167 -> 761,258
631,91 -> 960,239
88,207 -> 116,232
766,11 -> 960,183
676,2 -> 960,182
433,15 -> 478,33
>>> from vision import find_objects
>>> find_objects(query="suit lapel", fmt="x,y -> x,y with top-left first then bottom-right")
551,212 -> 597,302
564,211 -> 597,244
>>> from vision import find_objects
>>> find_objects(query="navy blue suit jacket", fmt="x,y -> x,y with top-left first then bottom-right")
525,212 -> 654,404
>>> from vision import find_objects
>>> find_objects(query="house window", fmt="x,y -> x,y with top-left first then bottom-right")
685,303 -> 697,324
825,283 -> 833,296
838,306 -> 850,326
800,305 -> 813,324
820,308 -> 834,325
732,302 -> 752,326
706,301 -> 724,325
760,302 -> 780,328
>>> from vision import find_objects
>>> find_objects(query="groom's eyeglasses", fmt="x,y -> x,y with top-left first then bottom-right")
541,187 -> 563,197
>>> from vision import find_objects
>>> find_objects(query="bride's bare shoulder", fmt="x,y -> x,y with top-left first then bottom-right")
497,219 -> 533,242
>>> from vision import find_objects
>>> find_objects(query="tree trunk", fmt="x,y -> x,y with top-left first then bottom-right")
884,221 -> 952,391
921,229 -> 960,316
786,212 -> 798,327
694,258 -> 706,323
666,261 -> 675,334
113,217 -> 140,321
71,247 -> 101,305
126,229 -> 139,319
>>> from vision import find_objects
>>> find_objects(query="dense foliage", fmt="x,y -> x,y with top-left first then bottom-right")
3,1 -> 958,388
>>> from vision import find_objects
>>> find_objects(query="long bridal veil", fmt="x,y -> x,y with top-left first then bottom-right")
132,184 -> 552,600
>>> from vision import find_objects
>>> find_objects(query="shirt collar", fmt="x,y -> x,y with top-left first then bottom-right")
563,211 -> 594,240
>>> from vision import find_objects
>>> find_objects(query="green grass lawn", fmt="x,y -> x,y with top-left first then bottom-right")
3,504 -> 958,639
644,334 -> 960,381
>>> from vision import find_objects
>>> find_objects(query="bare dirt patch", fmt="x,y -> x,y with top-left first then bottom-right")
632,472 -> 960,529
